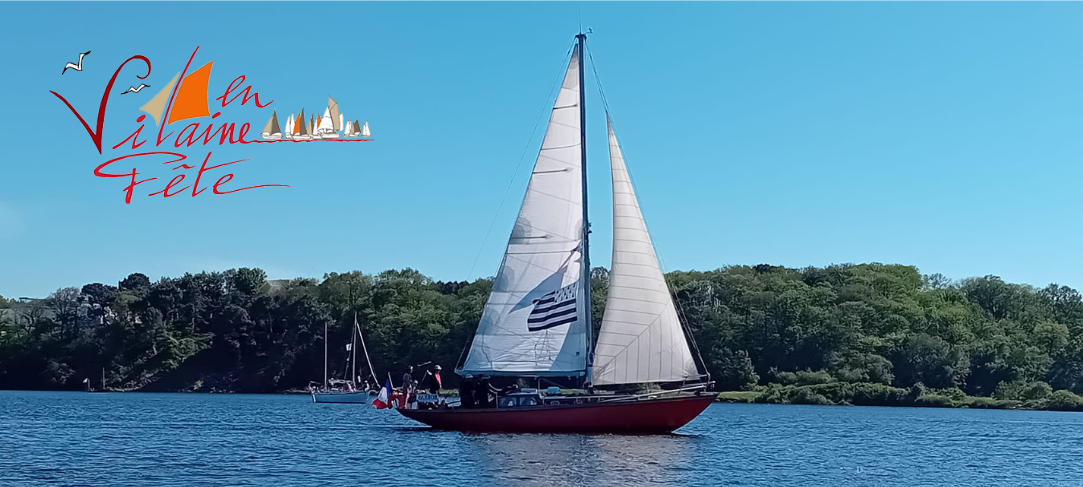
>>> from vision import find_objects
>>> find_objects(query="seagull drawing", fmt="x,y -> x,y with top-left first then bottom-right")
120,84 -> 150,95
61,50 -> 91,75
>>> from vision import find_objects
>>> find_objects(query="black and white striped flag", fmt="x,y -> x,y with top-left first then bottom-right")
528,280 -> 579,331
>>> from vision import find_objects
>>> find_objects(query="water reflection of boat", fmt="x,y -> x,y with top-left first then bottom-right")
397,32 -> 713,434
460,430 -> 699,486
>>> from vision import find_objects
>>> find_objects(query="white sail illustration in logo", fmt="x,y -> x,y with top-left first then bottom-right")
319,108 -> 339,138
361,120 -> 370,138
260,110 -> 282,140
591,116 -> 699,385
283,114 -> 294,139
343,120 -> 354,137
459,46 -> 588,377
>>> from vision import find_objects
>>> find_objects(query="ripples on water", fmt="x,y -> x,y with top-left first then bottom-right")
3,391 -> 1083,486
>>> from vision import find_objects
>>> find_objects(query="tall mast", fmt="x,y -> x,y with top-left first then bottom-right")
323,321 -> 328,390
576,32 -> 593,387
351,312 -> 358,386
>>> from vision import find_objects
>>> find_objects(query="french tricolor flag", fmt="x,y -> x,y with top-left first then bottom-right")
373,380 -> 392,409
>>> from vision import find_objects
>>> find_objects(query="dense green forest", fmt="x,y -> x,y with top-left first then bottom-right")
4,263 -> 1083,410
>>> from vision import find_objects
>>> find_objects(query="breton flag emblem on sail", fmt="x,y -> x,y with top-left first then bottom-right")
528,280 -> 579,331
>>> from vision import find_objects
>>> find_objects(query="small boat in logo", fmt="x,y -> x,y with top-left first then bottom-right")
261,110 -> 282,140
294,108 -> 311,140
318,107 -> 339,139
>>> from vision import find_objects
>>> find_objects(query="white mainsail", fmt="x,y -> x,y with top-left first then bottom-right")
591,116 -> 699,385
361,120 -> 370,138
460,46 -> 588,377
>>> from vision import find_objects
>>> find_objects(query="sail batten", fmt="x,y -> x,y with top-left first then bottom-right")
459,45 -> 588,378
591,116 -> 699,386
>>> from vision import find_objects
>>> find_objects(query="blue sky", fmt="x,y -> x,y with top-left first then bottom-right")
2,2 -> 1083,298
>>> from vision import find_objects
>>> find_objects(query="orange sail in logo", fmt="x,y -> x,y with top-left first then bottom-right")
167,62 -> 213,125
295,109 -> 306,135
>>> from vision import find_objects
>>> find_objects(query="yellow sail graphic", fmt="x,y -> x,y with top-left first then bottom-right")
139,72 -> 179,126
167,62 -> 213,125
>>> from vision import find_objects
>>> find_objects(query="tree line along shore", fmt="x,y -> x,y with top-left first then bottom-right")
4,263 -> 1083,412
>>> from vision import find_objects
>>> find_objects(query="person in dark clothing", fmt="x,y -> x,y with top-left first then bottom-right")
424,365 -> 443,394
459,376 -> 475,409
476,377 -> 498,408
403,366 -> 414,392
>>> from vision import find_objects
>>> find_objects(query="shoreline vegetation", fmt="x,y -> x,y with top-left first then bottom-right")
716,382 -> 1083,412
5,263 -> 1083,413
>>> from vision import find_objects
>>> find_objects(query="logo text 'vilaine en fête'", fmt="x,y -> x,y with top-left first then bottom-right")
51,47 -> 372,204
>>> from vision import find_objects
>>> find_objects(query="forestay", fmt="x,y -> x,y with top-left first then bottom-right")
591,117 -> 699,385
459,46 -> 589,377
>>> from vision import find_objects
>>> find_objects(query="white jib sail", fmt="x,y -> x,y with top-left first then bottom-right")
460,45 -> 588,377
361,121 -> 370,138
591,116 -> 699,385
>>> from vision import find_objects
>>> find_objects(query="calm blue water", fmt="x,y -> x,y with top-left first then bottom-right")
3,391 -> 1083,486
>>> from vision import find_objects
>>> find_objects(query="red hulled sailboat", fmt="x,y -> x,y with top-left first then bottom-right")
397,33 -> 714,434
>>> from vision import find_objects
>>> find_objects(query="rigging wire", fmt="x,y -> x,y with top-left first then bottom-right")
586,38 -> 712,384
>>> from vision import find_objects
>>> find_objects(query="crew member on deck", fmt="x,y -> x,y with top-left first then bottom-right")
424,365 -> 443,394
409,380 -> 419,408
459,375 -> 475,409
402,366 -> 414,408
476,377 -> 498,408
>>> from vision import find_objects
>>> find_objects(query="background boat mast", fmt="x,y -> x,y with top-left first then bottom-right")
577,32 -> 593,388
323,321 -> 328,390
351,312 -> 358,386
